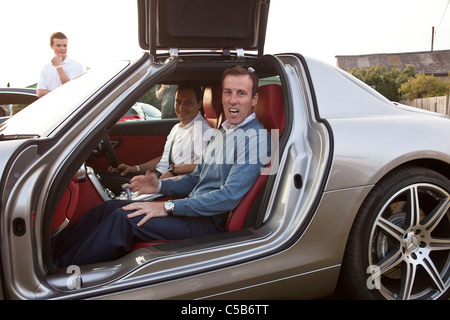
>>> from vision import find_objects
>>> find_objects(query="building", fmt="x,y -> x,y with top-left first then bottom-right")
336,50 -> 450,79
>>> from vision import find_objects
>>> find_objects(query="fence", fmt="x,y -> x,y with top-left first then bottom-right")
400,94 -> 450,116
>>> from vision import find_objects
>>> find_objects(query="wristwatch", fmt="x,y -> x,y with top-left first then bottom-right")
168,163 -> 177,176
164,200 -> 174,215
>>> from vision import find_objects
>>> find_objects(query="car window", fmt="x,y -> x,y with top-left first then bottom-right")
121,84 -> 180,122
122,78 -> 282,124
259,75 -> 281,86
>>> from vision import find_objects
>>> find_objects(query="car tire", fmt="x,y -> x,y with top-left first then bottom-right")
340,165 -> 450,300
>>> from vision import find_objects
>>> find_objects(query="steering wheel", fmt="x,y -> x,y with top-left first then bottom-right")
100,135 -> 119,168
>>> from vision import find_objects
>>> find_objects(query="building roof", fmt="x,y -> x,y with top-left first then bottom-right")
336,50 -> 450,76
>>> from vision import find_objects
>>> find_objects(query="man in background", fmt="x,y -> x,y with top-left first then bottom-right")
37,32 -> 83,98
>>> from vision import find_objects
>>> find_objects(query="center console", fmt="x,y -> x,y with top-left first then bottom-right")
86,166 -> 162,202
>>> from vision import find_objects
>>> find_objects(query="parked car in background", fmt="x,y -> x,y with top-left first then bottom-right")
0,0 -> 449,300
0,88 -> 156,123
0,88 -> 37,122
0,88 -> 37,107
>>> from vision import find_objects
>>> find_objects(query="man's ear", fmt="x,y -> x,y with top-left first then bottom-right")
252,93 -> 259,107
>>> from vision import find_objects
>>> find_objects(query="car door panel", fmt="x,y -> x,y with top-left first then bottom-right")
87,119 -> 178,170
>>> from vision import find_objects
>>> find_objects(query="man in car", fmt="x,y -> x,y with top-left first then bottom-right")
99,82 -> 213,195
37,32 -> 83,98
52,66 -> 270,267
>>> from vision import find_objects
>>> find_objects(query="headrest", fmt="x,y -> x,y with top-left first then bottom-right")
254,84 -> 285,132
203,85 -> 223,128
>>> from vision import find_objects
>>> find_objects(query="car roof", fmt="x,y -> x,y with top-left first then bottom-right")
0,88 -> 37,105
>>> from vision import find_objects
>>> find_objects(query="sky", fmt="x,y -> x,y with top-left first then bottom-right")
0,0 -> 449,87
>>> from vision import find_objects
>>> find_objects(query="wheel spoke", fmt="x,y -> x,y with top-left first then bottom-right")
406,186 -> 421,229
374,247 -> 404,277
429,237 -> 450,251
422,256 -> 446,293
422,198 -> 450,233
399,262 -> 416,300
376,217 -> 405,242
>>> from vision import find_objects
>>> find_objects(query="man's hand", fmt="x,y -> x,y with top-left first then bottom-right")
51,54 -> 63,67
108,163 -> 137,176
122,202 -> 167,226
129,171 -> 159,195
51,53 -> 70,84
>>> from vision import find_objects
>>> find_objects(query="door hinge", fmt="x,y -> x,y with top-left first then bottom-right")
169,48 -> 178,58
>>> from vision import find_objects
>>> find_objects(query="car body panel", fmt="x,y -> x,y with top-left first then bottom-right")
304,57 -> 450,192
327,113 -> 450,192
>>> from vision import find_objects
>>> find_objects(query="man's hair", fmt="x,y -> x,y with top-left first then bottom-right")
222,66 -> 259,97
176,81 -> 203,102
50,32 -> 68,45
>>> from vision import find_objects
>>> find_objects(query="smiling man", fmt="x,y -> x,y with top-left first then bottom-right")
101,82 -> 213,195
37,32 -> 83,98
52,66 -> 271,267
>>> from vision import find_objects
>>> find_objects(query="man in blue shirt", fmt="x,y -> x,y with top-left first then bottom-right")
53,66 -> 271,267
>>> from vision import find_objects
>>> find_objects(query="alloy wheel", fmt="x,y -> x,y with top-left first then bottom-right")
368,183 -> 450,300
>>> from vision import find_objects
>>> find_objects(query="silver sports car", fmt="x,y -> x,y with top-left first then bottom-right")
0,0 -> 449,301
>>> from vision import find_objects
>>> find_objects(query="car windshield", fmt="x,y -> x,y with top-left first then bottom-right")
0,60 -> 130,138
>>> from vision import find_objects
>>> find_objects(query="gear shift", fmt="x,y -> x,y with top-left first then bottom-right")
121,183 -> 132,200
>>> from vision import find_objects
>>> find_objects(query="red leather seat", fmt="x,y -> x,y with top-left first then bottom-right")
254,84 -> 285,132
203,84 -> 224,129
52,176 -> 105,237
51,179 -> 80,236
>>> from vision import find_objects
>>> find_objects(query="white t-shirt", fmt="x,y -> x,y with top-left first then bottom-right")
156,112 -> 215,175
37,57 -> 83,91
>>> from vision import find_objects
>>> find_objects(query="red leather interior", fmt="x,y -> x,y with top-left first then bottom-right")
254,84 -> 285,132
108,135 -> 166,168
52,176 -> 104,236
88,135 -> 167,171
203,85 -> 224,129
226,171 -> 269,231
74,178 -> 104,222
51,179 -> 79,234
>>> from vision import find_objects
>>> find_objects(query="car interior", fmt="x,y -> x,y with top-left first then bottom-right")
48,57 -> 289,277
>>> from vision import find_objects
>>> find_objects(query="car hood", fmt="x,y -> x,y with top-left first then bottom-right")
138,0 -> 270,57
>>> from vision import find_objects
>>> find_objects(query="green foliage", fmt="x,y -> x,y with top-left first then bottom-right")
398,73 -> 449,100
12,104 -> 28,114
348,65 -> 415,101
138,86 -> 162,110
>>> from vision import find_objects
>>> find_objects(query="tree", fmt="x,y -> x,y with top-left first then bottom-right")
398,73 -> 449,100
348,65 -> 415,102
